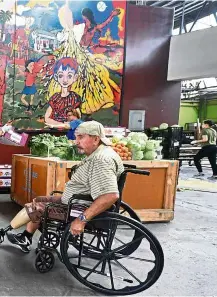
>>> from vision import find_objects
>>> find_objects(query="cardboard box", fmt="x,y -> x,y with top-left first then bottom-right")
0,178 -> 11,187
0,130 -> 29,146
0,168 -> 11,177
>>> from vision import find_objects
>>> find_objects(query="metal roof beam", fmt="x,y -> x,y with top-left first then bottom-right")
175,0 -> 205,14
188,1 -> 209,31
149,1 -> 169,6
175,2 -> 206,18
163,0 -> 184,7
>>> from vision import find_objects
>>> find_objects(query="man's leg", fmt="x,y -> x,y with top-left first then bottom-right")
6,195 -> 62,253
5,208 -> 34,253
194,148 -> 206,176
207,147 -> 217,177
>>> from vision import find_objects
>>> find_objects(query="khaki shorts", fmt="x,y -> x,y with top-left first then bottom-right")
25,196 -> 67,223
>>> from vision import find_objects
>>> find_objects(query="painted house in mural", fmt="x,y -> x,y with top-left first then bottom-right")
32,30 -> 59,53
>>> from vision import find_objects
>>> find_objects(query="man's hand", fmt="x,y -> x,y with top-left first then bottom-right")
70,218 -> 86,236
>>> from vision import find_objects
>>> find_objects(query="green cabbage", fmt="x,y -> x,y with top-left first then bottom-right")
128,132 -> 148,142
145,140 -> 155,151
138,139 -> 147,150
127,141 -> 141,151
143,151 -> 157,160
132,150 -> 143,160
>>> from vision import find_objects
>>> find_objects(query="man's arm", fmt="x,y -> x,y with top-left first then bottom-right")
70,157 -> 120,235
191,134 -> 208,145
70,193 -> 119,235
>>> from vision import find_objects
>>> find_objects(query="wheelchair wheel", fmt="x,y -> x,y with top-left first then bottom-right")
0,229 -> 4,243
119,201 -> 141,222
71,203 -> 141,259
35,251 -> 55,273
38,231 -> 60,249
60,213 -> 164,295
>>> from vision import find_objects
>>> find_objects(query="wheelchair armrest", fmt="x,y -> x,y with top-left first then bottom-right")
50,190 -> 64,196
68,194 -> 93,205
123,163 -> 137,169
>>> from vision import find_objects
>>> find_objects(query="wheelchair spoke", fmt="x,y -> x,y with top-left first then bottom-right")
111,235 -> 144,255
78,234 -> 84,266
83,256 -> 107,280
107,259 -> 115,290
88,234 -> 97,246
114,236 -> 126,245
100,235 -> 107,247
115,254 -> 156,263
68,254 -> 88,259
81,240 -> 104,252
113,258 -> 142,284
69,237 -> 103,253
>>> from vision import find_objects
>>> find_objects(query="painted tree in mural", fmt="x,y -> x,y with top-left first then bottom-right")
0,10 -> 12,40
0,0 -> 126,129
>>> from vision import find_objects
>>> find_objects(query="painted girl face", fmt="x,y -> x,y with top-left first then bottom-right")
56,66 -> 77,88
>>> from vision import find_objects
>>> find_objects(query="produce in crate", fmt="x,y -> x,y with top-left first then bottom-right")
29,134 -> 83,160
111,131 -> 161,161
143,150 -> 157,160
111,143 -> 132,161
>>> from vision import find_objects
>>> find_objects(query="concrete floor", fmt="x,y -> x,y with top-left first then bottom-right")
0,170 -> 217,295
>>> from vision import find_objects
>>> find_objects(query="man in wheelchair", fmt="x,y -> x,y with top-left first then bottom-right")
3,121 -> 124,253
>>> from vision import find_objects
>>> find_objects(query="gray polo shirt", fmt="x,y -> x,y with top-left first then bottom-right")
61,144 -> 124,205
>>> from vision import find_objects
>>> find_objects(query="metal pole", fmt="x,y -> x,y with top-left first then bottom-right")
179,1 -> 185,35
189,1 -> 208,32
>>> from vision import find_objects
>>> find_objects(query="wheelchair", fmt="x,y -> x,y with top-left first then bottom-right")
0,165 -> 164,295
34,165 -> 164,295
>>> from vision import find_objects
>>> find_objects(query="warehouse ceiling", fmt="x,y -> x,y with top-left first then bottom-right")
130,1 -> 217,30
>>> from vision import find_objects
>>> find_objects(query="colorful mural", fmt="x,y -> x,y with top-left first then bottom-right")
0,0 -> 126,129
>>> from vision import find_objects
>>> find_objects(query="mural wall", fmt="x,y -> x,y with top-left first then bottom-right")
0,0 -> 126,129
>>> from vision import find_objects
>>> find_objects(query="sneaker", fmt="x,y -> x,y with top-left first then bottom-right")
193,173 -> 205,179
6,232 -> 31,253
207,176 -> 217,180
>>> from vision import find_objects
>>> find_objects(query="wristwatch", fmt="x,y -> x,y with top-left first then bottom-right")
78,213 -> 88,222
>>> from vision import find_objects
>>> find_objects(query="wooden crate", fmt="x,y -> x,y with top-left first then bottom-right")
11,155 -> 178,222
11,155 -> 30,205
121,160 -> 179,222
11,155 -> 79,205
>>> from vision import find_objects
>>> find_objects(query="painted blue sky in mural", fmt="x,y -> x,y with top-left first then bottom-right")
16,0 -> 120,41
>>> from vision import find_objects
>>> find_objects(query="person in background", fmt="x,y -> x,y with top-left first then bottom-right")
65,108 -> 83,140
46,108 -> 83,141
191,120 -> 217,179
